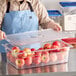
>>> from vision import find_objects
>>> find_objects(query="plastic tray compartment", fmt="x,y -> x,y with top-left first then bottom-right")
59,2 -> 76,14
4,40 -> 70,69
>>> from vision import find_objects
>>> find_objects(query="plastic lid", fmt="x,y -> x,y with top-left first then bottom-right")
47,10 -> 62,16
60,2 -> 76,7
5,29 -> 73,46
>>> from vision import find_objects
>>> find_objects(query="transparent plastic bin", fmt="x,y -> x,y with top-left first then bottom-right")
47,10 -> 62,24
59,2 -> 76,14
3,29 -> 72,69
4,40 -> 70,69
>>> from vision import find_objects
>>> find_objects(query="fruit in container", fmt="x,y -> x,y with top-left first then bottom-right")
17,50 -> 27,58
15,58 -> 25,68
24,56 -> 32,66
31,48 -> 36,51
35,47 -> 43,56
49,53 -> 57,62
57,52 -> 65,61
51,41 -> 60,49
52,41 -> 60,46
41,51 -> 49,63
7,51 -> 11,59
11,46 -> 20,57
38,47 -> 44,50
10,54 -> 16,63
23,48 -> 31,56
43,43 -> 51,49
33,55 -> 41,65
41,55 -> 49,63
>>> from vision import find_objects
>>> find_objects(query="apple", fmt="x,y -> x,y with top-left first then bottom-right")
33,55 -> 41,65
34,47 -> 44,56
10,54 -> 16,63
57,53 -> 65,61
43,43 -> 51,49
52,41 -> 60,47
38,47 -> 44,50
41,51 -> 49,63
15,58 -> 25,68
51,45 -> 59,49
31,48 -> 36,56
24,56 -> 32,66
31,48 -> 36,51
60,47 -> 68,52
52,49 -> 60,52
49,53 -> 57,62
11,46 -> 20,57
7,51 -> 11,59
41,54 -> 49,63
23,48 -> 31,56
35,51 -> 42,57
17,50 -> 27,58
42,51 -> 49,56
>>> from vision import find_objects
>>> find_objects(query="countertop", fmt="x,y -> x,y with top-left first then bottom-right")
0,49 -> 76,76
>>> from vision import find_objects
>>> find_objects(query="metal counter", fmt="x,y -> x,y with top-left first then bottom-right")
0,49 -> 76,75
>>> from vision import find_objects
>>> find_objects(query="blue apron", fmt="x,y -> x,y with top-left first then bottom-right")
0,1 -> 40,53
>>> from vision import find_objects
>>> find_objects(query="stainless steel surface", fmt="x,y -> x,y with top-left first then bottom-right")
0,49 -> 76,75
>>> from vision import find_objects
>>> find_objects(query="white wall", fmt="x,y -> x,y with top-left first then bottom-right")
41,0 -> 76,10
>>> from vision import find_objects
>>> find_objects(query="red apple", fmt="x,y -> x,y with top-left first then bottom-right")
7,51 -> 11,59
43,43 -> 51,49
24,56 -> 32,66
11,46 -> 20,57
35,51 -> 42,57
52,49 -> 60,52
33,56 -> 41,65
49,53 -> 57,62
38,47 -> 44,50
52,41 -> 60,47
34,47 -> 43,56
10,54 -> 16,63
60,47 -> 68,52
41,54 -> 49,63
51,45 -> 59,49
31,48 -> 36,51
15,58 -> 25,68
23,48 -> 31,56
31,48 -> 36,56
57,53 -> 65,61
41,51 -> 49,63
42,51 -> 49,56
17,50 -> 27,58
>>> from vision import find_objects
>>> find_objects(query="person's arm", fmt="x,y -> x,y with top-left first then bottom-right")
33,0 -> 62,31
0,0 -> 7,40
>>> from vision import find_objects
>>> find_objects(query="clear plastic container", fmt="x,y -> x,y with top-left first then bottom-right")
59,2 -> 76,14
3,29 -> 72,69
47,10 -> 62,24
4,40 -> 70,69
